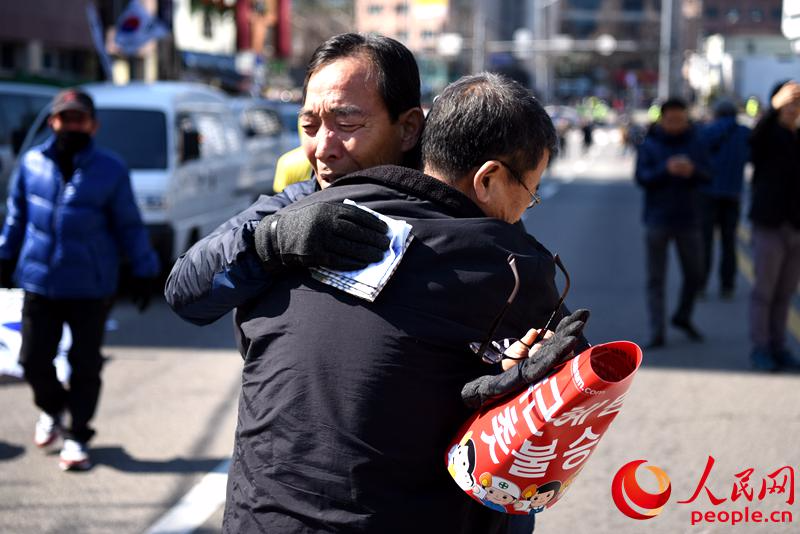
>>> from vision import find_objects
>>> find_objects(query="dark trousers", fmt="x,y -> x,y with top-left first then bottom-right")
700,195 -> 740,291
749,224 -> 800,350
645,227 -> 704,336
19,292 -> 112,443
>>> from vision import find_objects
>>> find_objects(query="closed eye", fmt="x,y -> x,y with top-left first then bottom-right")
301,122 -> 319,136
336,121 -> 364,133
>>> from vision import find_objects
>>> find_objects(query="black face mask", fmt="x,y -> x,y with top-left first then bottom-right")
55,130 -> 92,155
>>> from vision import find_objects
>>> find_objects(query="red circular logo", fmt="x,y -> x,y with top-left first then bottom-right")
120,16 -> 141,33
611,460 -> 671,520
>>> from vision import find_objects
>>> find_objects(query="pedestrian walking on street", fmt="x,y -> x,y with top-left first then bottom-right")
581,119 -> 594,154
0,89 -> 159,471
747,80 -> 800,372
699,100 -> 751,298
635,98 -> 711,348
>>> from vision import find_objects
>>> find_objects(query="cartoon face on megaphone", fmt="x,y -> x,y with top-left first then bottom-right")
475,472 -> 521,512
446,431 -> 477,491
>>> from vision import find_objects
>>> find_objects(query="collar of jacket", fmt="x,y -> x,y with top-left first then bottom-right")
42,134 -> 96,168
331,165 -> 486,219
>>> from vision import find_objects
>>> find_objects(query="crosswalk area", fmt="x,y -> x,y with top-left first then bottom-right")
546,127 -> 635,185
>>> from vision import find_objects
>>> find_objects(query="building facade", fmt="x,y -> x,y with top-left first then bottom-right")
355,0 -> 449,98
355,0 -> 448,54
547,0 -> 663,105
701,0 -> 783,37
0,0 -> 98,83
688,0 -> 796,105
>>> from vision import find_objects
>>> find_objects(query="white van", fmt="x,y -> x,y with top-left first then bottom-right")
19,82 -> 252,269
0,82 -> 58,218
229,97 -> 302,199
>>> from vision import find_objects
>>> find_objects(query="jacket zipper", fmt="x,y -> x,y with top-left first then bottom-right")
48,166 -> 68,296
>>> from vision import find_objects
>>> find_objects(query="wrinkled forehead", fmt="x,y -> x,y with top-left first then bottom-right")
302,56 -> 386,117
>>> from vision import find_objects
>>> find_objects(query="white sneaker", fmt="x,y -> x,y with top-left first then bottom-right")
34,412 -> 61,448
59,439 -> 91,471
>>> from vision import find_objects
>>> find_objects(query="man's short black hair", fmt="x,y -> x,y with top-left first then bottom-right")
303,33 -> 421,121
660,97 -> 688,115
422,73 -> 557,183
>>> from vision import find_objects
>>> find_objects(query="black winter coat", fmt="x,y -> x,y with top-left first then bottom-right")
224,165 -> 569,533
748,109 -> 800,229
634,125 -> 711,229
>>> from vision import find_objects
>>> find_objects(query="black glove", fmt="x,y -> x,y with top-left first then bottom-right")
0,259 -> 16,289
129,276 -> 156,312
253,201 -> 390,271
461,309 -> 590,409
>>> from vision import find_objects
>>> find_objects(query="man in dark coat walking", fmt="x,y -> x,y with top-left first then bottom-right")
635,98 -> 711,348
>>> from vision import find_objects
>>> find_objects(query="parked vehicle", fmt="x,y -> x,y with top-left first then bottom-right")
0,82 -> 58,218
18,82 -> 252,269
229,97 -> 300,199
263,99 -> 302,136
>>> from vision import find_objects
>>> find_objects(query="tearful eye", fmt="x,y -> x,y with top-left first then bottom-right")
301,123 -> 319,135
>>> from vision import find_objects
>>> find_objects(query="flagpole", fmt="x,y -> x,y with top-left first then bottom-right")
86,3 -> 114,81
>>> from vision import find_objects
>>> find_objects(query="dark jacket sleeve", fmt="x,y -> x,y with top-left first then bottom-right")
749,109 -> 779,164
634,139 -> 670,188
164,178 -> 317,325
0,163 -> 27,261
688,133 -> 713,184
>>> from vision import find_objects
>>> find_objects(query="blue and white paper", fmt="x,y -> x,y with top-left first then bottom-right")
311,200 -> 413,302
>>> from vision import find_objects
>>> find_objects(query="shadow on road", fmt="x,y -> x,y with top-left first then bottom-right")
0,375 -> 25,387
91,445 -> 227,473
105,300 -> 237,351
0,441 -> 25,461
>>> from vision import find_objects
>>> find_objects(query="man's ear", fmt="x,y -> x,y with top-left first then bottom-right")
90,119 -> 100,136
472,160 -> 503,205
397,107 -> 425,152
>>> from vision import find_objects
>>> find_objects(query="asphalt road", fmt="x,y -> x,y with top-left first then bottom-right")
1,130 -> 798,533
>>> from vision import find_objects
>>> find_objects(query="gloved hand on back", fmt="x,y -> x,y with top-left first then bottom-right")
254,201 -> 390,272
461,309 -> 590,409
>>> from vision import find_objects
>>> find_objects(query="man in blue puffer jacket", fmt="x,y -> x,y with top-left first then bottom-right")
0,88 -> 159,471
699,100 -> 750,298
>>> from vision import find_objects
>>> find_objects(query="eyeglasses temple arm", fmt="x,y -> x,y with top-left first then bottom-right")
475,255 -> 520,357
531,254 -> 570,345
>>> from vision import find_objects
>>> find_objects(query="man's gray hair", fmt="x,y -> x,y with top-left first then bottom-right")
422,72 -> 557,184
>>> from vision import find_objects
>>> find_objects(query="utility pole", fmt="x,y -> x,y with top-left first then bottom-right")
532,0 -> 550,101
657,0 -> 673,100
471,0 -> 486,73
